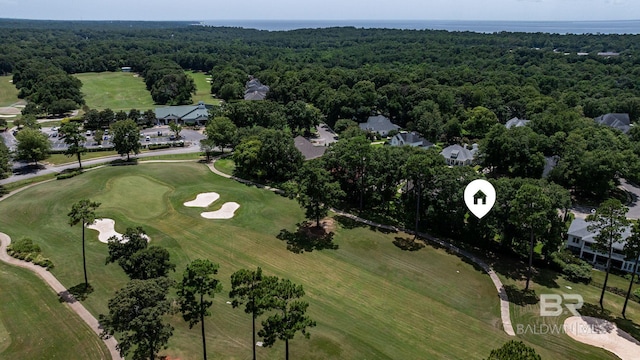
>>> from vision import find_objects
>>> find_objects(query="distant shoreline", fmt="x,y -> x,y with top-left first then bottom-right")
1,18 -> 639,35
200,19 -> 640,34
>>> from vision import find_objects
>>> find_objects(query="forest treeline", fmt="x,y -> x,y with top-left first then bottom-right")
1,20 -> 639,121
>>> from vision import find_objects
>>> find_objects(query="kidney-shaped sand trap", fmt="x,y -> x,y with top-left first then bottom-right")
87,218 -> 150,243
564,316 -> 640,360
183,192 -> 220,207
201,202 -> 240,219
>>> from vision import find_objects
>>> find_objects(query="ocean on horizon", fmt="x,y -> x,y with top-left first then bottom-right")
201,19 -> 640,35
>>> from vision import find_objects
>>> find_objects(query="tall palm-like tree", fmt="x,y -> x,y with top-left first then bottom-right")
622,221 -> 640,318
68,199 -> 101,288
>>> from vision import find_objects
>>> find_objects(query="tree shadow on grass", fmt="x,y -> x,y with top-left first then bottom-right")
491,257 -> 560,289
333,215 -> 367,230
59,283 -> 94,303
579,302 -> 640,342
504,284 -> 539,306
392,236 -> 425,251
580,302 -> 614,320
277,222 -> 338,254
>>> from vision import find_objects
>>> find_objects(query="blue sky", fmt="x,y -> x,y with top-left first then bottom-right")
0,0 -> 637,21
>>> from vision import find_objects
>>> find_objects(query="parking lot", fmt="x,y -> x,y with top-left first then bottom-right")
42,125 -> 202,150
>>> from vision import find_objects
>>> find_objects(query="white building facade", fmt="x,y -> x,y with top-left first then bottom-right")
566,218 -> 637,273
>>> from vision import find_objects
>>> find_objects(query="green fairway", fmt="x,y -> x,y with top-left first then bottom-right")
186,70 -> 221,105
0,162 -> 626,359
0,76 -> 19,107
0,262 -> 110,359
74,72 -> 154,111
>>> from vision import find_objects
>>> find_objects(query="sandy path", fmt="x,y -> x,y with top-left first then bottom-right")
564,316 -> 640,360
0,232 -> 122,359
201,202 -> 240,219
184,192 -> 220,207
87,218 -> 150,243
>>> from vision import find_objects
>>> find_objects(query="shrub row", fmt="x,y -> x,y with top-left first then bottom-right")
7,238 -> 54,270
56,169 -> 83,180
549,250 -> 592,284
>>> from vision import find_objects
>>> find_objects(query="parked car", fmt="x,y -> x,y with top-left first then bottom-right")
169,135 -> 176,141
86,130 -> 91,136
145,135 -> 151,141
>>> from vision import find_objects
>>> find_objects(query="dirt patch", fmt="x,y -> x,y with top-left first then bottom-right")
299,218 -> 335,238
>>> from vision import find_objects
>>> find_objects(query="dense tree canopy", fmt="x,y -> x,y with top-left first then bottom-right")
14,127 -> 50,165
0,141 -> 10,180
99,277 -> 174,360
110,119 -> 141,161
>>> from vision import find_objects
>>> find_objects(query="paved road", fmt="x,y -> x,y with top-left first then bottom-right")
0,145 -> 203,185
571,178 -> 640,220
620,178 -> 640,219
315,124 -> 338,146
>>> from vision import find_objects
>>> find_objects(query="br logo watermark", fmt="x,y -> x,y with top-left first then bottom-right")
516,294 -> 592,336
540,294 -> 583,317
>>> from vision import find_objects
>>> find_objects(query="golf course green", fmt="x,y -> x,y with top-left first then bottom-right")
0,162 -> 630,359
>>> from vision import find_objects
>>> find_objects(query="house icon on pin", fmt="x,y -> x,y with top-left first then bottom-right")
473,190 -> 487,205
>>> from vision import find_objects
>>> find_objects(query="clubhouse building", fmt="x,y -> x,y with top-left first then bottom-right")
154,101 -> 212,126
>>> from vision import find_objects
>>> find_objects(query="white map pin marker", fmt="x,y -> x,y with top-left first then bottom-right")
464,179 -> 496,219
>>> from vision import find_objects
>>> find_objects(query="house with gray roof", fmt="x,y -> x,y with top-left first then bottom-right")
244,78 -> 269,101
154,101 -> 211,126
390,131 -> 433,149
440,144 -> 478,166
594,113 -> 631,134
359,115 -> 400,137
505,117 -> 530,129
566,218 -> 637,273
294,136 -> 327,160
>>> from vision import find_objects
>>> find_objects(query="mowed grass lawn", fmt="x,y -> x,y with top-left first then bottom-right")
0,75 -> 20,107
186,70 -> 221,106
0,262 -> 110,359
0,163 -> 502,359
74,72 -> 154,111
0,162 -> 612,359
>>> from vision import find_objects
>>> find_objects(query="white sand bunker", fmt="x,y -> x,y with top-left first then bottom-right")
201,202 -> 240,219
0,107 -> 20,115
564,316 -> 640,360
87,218 -> 150,243
184,192 -> 220,207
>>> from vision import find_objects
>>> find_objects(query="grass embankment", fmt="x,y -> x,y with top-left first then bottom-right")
0,75 -> 19,107
186,70 -> 221,106
46,151 -> 120,165
74,72 -> 154,111
213,158 -> 235,176
0,262 -> 110,359
0,162 -> 515,359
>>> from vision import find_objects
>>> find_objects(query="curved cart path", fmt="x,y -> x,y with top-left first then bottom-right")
0,232 -> 123,359
208,158 -> 516,336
